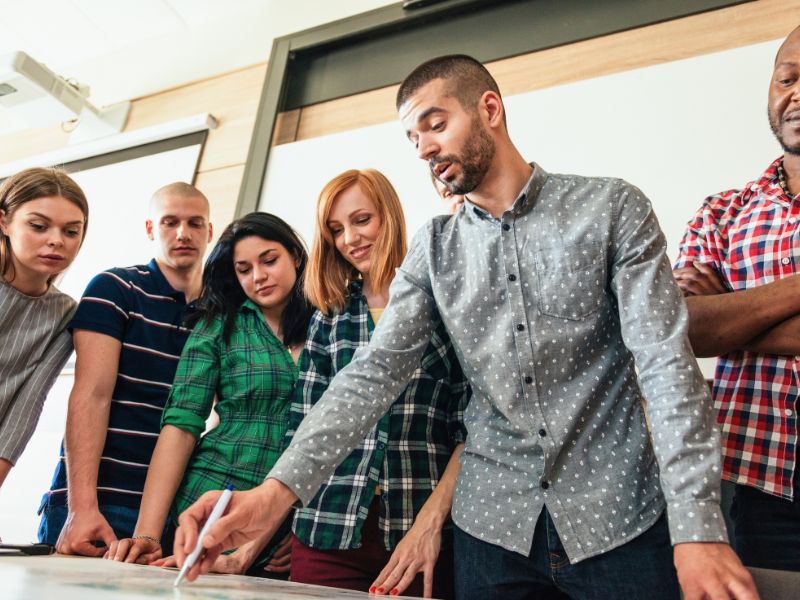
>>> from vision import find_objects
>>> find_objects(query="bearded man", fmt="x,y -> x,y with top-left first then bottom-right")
174,55 -> 757,600
674,26 -> 800,573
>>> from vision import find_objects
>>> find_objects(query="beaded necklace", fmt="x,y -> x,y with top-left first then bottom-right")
777,159 -> 796,199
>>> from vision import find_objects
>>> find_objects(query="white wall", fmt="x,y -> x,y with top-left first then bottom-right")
260,38 -> 784,378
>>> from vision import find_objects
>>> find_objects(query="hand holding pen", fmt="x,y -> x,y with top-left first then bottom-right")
173,478 -> 298,583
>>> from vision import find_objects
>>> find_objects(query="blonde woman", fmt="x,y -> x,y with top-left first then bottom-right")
287,169 -> 469,599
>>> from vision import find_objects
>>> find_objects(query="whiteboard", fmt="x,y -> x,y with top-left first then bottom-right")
259,38 -> 784,378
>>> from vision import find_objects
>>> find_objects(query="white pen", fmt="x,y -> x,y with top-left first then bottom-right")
174,484 -> 234,586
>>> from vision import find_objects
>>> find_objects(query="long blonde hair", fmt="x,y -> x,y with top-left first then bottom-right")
305,169 -> 407,313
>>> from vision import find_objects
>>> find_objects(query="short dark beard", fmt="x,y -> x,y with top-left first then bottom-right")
769,106 -> 800,156
432,117 -> 496,195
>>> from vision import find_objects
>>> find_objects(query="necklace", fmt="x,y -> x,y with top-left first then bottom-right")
777,159 -> 796,199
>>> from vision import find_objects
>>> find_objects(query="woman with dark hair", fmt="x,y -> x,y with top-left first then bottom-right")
0,167 -> 88,490
105,212 -> 313,574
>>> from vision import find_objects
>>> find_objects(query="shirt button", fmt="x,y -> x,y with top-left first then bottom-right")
540,481 -> 550,490
516,324 -> 525,331
377,442 -> 386,450
782,257 -> 791,265
502,223 -> 511,231
524,376 -> 533,384
538,428 -> 547,437
508,274 -> 517,281
786,408 -> 794,417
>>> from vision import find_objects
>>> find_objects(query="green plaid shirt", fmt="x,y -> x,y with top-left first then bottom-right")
288,282 -> 469,550
161,299 -> 297,517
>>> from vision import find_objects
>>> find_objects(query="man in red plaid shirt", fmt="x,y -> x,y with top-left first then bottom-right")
674,26 -> 800,571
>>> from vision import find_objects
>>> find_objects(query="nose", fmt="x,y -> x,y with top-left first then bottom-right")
417,132 -> 438,161
176,222 -> 190,241
343,225 -> 360,247
47,231 -> 64,248
252,264 -> 268,283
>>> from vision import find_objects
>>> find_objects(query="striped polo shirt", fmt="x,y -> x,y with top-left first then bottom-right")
42,259 -> 193,508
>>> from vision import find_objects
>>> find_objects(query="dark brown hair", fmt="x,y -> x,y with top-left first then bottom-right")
396,54 -> 503,121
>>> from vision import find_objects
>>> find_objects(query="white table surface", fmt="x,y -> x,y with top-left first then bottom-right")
0,554 -> 421,600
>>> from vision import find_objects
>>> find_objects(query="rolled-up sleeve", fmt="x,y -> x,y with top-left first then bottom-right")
161,318 -> 220,439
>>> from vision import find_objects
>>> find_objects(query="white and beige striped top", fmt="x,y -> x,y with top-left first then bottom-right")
0,277 -> 75,464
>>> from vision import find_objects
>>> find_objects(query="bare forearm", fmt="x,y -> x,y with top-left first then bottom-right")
741,313 -> 800,355
64,393 -> 111,510
416,443 -> 463,528
686,276 -> 800,356
134,425 -> 196,537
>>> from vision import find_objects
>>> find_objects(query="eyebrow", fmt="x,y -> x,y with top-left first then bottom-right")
327,208 -> 370,225
234,248 -> 276,264
775,60 -> 798,69
405,106 -> 447,139
29,212 -> 84,225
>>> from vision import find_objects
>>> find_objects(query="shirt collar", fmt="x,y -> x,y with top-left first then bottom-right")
463,162 -> 547,221
147,258 -> 185,301
753,157 -> 793,208
241,298 -> 262,315
347,279 -> 364,297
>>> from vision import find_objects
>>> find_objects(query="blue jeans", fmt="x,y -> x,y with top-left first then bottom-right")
730,483 -> 800,571
38,500 -> 139,546
454,508 -> 679,600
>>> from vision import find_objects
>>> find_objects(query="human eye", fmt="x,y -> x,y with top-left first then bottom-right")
356,215 -> 371,225
432,120 -> 445,131
28,221 -> 46,232
189,219 -> 205,228
65,228 -> 81,237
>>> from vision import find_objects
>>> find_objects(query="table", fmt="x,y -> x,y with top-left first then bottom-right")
0,554 -> 420,600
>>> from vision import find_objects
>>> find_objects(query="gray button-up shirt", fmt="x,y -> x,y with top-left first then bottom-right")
272,163 -> 727,562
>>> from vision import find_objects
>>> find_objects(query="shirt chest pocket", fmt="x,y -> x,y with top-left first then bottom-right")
533,242 -> 607,320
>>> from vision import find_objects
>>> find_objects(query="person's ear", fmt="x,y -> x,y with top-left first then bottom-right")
207,222 -> 213,243
145,219 -> 155,241
480,91 -> 504,130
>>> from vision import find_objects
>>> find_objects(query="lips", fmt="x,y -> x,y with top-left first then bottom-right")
433,161 -> 452,179
256,284 -> 276,295
39,254 -> 66,266
172,246 -> 196,254
350,245 -> 372,260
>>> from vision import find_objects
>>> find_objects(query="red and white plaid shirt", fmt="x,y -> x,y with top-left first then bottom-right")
675,157 -> 799,499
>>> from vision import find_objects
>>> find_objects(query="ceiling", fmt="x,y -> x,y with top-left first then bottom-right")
0,0 -> 397,133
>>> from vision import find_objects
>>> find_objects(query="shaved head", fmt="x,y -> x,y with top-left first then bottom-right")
775,25 -> 800,65
149,182 -> 209,218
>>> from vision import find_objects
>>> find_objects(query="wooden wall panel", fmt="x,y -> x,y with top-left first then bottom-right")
194,164 -> 245,234
284,0 -> 798,144
127,63 -> 266,173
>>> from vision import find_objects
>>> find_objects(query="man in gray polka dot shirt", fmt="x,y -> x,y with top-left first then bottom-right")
175,56 -> 757,599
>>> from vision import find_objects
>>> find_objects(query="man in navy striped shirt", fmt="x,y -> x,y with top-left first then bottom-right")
38,182 -> 213,556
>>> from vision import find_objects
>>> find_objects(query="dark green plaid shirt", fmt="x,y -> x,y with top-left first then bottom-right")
287,282 -> 469,550
161,299 -> 297,517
